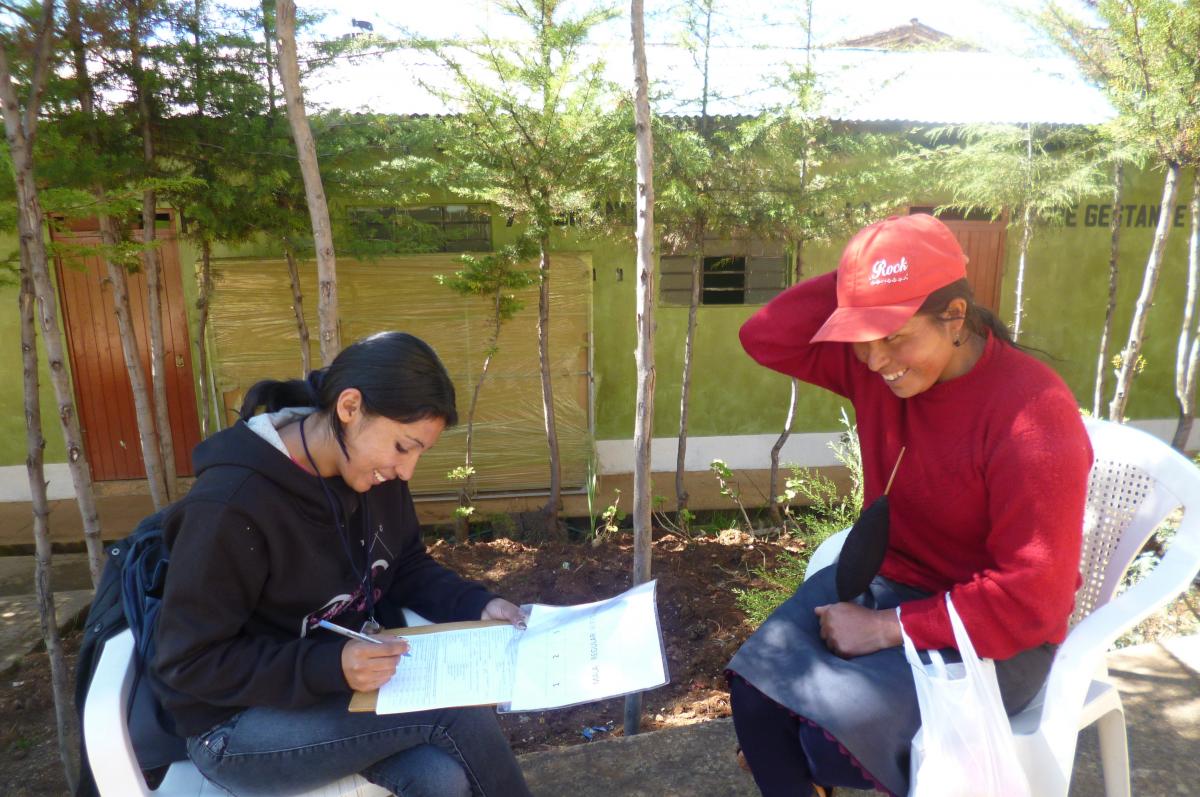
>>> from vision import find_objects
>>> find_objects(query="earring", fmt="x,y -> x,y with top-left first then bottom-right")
953,336 -> 962,348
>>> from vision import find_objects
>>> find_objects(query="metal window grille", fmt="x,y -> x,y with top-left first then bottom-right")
660,253 -> 788,306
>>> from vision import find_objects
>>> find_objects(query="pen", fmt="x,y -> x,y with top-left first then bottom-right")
317,619 -> 385,645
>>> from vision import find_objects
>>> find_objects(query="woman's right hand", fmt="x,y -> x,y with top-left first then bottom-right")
340,637 -> 410,691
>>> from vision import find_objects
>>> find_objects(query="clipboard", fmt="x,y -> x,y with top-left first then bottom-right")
348,619 -> 510,712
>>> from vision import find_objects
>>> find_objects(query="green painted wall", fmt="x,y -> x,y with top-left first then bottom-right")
4,164 -> 1196,470
590,167 -> 1199,441
587,228 -> 850,440
0,230 -> 69,466
999,166 -> 1196,420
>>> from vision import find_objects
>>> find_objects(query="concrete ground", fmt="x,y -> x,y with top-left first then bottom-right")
3,551 -> 1198,795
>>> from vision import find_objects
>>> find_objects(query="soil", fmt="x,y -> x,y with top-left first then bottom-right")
0,529 -> 797,795
7,532 -> 1195,795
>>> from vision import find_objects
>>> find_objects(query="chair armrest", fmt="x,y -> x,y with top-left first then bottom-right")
803,529 -> 850,582
82,628 -> 151,797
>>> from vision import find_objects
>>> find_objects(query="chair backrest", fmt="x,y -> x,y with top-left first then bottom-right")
1033,419 -> 1200,781
83,628 -> 156,797
1071,418 -> 1200,626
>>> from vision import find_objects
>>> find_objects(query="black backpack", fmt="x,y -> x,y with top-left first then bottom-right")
74,509 -> 188,797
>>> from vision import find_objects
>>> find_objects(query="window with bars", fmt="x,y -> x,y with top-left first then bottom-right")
660,251 -> 789,306
349,204 -> 492,253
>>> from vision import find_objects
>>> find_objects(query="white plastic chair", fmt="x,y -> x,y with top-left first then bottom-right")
803,417 -> 1200,797
83,608 -> 433,796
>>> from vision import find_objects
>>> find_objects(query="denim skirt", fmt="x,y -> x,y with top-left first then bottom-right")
727,565 -> 1054,796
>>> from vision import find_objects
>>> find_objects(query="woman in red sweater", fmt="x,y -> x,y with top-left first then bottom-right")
727,214 -> 1092,797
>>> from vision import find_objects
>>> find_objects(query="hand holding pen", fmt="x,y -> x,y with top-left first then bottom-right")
320,619 -> 411,692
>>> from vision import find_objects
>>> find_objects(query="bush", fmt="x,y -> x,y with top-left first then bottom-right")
736,411 -> 863,626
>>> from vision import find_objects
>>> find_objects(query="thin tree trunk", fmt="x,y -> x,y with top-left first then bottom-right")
285,244 -> 312,375
675,251 -> 700,515
0,6 -> 105,587
69,1 -> 170,509
276,0 -> 340,364
627,0 -> 656,738
261,0 -> 277,122
769,379 -> 799,524
1012,204 -> 1033,343
536,237 -> 563,539
131,1 -> 179,502
677,0 -> 715,518
1093,161 -> 1124,418
21,250 -> 80,791
456,287 -> 505,544
769,240 -> 806,523
102,223 -> 171,509
1172,171 -> 1200,451
196,238 -> 214,437
1110,162 -> 1182,422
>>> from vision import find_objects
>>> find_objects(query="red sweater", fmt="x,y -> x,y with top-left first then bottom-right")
740,272 -> 1092,659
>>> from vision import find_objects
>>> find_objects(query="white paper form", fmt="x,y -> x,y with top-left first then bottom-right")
375,624 -> 520,714
506,580 -> 667,711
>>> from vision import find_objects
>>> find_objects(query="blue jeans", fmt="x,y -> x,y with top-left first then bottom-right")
186,696 -> 531,797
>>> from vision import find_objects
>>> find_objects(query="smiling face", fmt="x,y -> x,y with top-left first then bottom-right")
850,299 -> 972,399
334,391 -> 446,492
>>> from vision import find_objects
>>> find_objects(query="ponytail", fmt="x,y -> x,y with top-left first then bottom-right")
239,370 -> 323,419
917,279 -> 1020,349
239,332 -> 458,454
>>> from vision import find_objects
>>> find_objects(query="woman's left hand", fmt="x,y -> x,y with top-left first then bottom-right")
482,597 -> 527,629
814,602 -> 902,658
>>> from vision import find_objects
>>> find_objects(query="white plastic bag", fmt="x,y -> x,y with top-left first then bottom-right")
900,594 -> 1032,797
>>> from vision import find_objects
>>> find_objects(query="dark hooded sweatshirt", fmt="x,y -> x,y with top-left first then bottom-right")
152,420 -> 496,738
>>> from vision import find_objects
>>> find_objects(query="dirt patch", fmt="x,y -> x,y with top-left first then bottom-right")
433,530 -> 789,751
0,530 -> 791,794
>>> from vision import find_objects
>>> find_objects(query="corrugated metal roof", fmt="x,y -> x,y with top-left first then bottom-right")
305,42 -> 1114,127
813,50 -> 1114,125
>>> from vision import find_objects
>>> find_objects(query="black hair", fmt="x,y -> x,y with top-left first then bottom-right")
239,332 -> 458,453
916,278 -> 1018,348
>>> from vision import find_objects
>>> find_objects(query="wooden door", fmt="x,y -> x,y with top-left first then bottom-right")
51,216 -> 203,480
908,208 -> 1007,312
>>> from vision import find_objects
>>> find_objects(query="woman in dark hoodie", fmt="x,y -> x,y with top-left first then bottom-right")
152,331 -> 531,797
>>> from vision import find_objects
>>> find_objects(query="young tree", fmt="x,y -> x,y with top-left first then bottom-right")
1092,159 -> 1124,417
1173,170 -> 1199,449
437,243 -> 536,542
423,0 -> 623,538
125,0 -> 178,499
1045,0 -> 1200,422
731,66 -> 894,521
926,122 -> 1108,342
276,0 -> 340,364
660,0 -> 719,520
626,0 -> 656,737
19,248 -> 78,790
0,0 -> 106,586
57,0 -> 173,508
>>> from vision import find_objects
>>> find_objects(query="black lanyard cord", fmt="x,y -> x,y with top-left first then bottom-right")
299,415 -> 376,628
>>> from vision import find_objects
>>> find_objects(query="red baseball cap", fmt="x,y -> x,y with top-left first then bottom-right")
811,214 -> 968,343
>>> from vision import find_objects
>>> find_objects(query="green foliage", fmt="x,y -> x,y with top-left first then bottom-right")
446,465 -> 476,481
1042,0 -> 1200,167
708,458 -> 754,530
591,488 -> 625,545
415,0 -> 626,244
435,240 -> 538,322
735,412 -> 865,625
653,61 -> 902,261
650,493 -> 696,537
917,123 -> 1110,226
